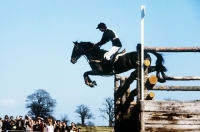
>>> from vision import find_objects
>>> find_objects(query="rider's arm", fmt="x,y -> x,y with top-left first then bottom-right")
95,33 -> 109,47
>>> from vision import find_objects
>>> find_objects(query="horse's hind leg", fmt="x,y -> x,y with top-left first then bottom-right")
148,66 -> 166,83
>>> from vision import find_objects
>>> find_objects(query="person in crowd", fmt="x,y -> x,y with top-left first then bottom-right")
9,116 -> 16,130
53,120 -> 57,129
24,115 -> 33,131
77,128 -> 81,132
70,122 -> 76,132
39,118 -> 45,132
46,118 -> 54,132
16,115 -> 24,130
2,115 -> 10,131
60,122 -> 65,132
0,117 -> 2,132
62,122 -> 70,132
54,120 -> 62,132
33,119 -> 40,131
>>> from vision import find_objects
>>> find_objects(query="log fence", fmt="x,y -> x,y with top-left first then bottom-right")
114,44 -> 200,132
139,44 -> 200,132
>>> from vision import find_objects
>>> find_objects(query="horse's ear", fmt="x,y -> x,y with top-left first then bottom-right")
73,42 -> 77,45
73,41 -> 78,44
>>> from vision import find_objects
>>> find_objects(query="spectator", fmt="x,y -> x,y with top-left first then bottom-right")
60,122 -> 65,132
2,115 -> 10,131
33,119 -> 40,131
54,120 -> 62,132
62,122 -> 70,132
24,115 -> 33,131
0,117 -> 2,132
39,118 -> 45,132
16,116 -> 24,130
77,128 -> 81,132
53,121 -> 57,129
9,116 -> 16,130
70,122 -> 76,132
46,118 -> 54,132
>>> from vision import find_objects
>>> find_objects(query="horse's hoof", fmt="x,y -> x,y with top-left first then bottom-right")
92,81 -> 97,86
88,83 -> 95,88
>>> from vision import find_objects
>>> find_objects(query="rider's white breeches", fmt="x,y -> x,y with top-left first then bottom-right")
105,46 -> 121,61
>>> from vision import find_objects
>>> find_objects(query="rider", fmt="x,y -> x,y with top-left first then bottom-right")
94,22 -> 122,73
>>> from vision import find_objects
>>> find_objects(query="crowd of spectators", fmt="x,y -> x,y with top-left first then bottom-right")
0,115 -> 81,132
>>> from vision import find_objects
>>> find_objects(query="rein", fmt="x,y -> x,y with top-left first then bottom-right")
84,47 -> 94,54
74,43 -> 100,63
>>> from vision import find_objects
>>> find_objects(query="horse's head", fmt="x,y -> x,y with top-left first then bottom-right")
70,41 -> 94,64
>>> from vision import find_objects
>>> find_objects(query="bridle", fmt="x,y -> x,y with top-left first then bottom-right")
73,43 -> 94,63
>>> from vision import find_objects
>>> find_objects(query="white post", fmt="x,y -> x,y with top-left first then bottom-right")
141,5 -> 145,100
140,5 -> 146,131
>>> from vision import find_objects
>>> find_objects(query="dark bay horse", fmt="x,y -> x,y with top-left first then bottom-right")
70,41 -> 168,87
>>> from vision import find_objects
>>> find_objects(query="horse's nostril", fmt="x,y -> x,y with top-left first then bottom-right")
71,59 -> 76,64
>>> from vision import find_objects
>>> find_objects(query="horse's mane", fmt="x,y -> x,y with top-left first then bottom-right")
79,41 -> 93,47
79,41 -> 108,52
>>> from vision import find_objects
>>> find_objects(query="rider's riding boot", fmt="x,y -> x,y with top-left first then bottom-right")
109,57 -> 115,74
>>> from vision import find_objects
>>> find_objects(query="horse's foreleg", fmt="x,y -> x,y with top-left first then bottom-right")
83,71 -> 98,87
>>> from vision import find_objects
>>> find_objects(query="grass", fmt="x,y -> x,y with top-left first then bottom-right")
77,126 -> 114,132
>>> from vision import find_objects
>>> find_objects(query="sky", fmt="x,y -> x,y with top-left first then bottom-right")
1,0 -> 200,126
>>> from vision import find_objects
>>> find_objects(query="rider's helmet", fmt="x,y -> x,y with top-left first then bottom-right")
96,22 -> 107,29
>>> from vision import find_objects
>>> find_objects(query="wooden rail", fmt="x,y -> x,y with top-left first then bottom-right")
166,76 -> 200,81
144,46 -> 200,52
150,85 -> 200,91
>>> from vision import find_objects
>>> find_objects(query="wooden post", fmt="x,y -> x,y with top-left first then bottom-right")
145,92 -> 155,100
114,75 -> 120,123
137,44 -> 141,102
114,75 -> 133,132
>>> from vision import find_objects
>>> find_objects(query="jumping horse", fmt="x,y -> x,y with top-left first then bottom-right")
70,41 -> 168,87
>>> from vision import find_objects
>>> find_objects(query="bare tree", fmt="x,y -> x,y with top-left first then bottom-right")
25,89 -> 57,119
99,97 -> 115,126
75,104 -> 95,126
60,114 -> 70,124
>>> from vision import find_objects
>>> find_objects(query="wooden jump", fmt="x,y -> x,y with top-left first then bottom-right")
136,44 -> 200,132
144,46 -> 200,52
114,44 -> 200,132
140,100 -> 200,132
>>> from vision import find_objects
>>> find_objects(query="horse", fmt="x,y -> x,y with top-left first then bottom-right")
70,41 -> 168,87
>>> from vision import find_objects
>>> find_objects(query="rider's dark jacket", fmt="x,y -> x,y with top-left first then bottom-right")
96,29 -> 122,47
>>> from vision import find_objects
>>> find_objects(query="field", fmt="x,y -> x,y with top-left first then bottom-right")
77,126 -> 114,132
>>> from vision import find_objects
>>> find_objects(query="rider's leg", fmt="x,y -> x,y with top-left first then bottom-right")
106,46 -> 121,73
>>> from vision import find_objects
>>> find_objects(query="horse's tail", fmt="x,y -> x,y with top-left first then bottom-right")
148,51 -> 167,72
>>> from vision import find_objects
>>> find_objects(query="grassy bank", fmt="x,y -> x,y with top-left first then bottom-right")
77,126 -> 114,132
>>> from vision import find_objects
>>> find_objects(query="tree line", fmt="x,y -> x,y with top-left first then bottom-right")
25,89 -> 114,127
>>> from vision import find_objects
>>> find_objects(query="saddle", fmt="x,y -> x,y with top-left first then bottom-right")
113,49 -> 126,62
90,49 -> 126,63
